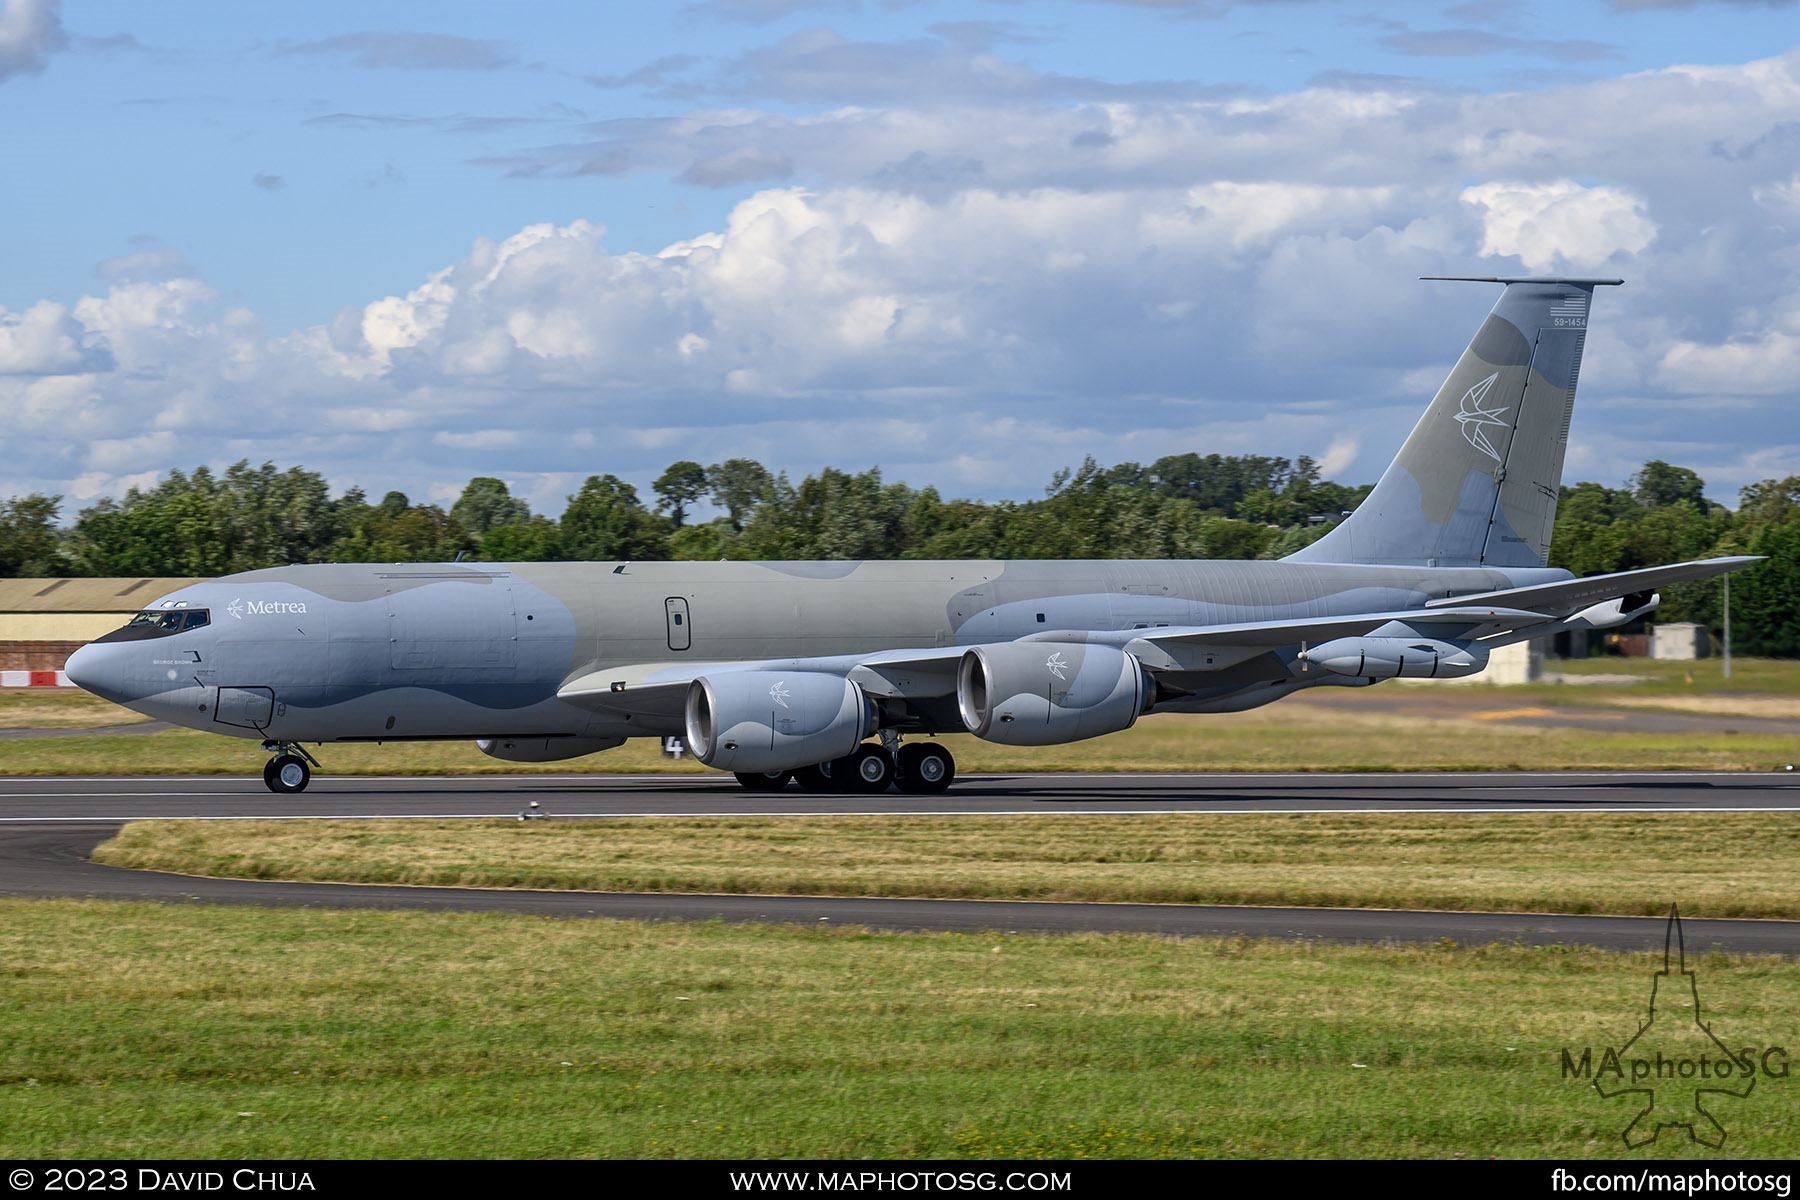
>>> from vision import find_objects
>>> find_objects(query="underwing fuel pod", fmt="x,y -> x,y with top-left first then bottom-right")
66,277 -> 1760,793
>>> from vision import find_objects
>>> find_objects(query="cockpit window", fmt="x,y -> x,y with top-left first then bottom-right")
92,607 -> 211,645
124,609 -> 210,633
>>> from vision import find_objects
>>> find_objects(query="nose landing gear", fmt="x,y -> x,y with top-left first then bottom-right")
260,741 -> 320,794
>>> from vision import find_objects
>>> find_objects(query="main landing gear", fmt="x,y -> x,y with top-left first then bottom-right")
732,740 -> 956,795
260,741 -> 320,794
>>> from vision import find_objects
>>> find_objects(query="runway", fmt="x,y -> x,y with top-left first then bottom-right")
4,770 -> 1799,955
6,768 -> 1800,819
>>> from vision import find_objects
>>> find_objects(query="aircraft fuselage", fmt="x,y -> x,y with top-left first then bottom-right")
68,557 -> 1565,746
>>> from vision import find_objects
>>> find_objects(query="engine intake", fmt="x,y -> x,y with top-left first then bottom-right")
957,642 -> 1151,746
685,671 -> 875,773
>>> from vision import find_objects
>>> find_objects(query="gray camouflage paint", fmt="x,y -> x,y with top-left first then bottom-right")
65,277 -> 1744,767
69,555 -> 1568,745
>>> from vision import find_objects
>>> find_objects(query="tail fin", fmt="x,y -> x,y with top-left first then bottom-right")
1287,276 -> 1621,568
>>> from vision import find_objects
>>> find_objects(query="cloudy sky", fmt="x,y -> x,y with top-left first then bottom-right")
3,0 -> 1797,521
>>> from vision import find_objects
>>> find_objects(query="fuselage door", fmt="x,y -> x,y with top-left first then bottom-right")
215,685 -> 275,730
665,597 -> 692,652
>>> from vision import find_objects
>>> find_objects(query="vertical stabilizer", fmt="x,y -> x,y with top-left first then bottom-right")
1287,276 -> 1620,568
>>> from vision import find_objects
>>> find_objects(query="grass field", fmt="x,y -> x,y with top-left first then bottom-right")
2,899 -> 1793,1159
1529,656 -> 1800,696
92,811 -> 1800,919
7,660 -> 1797,1160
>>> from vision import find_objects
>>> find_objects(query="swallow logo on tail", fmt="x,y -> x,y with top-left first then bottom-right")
1454,371 -> 1509,461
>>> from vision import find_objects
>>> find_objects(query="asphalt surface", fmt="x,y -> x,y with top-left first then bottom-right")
4,770 -> 1799,954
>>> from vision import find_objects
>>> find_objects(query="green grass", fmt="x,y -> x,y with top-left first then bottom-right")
0,690 -> 138,729
2,898 -> 1792,1159
12,662 -> 1795,1160
1536,656 -> 1800,695
92,811 -> 1800,919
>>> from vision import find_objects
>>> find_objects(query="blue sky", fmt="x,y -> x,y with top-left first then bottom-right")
3,0 -> 1798,520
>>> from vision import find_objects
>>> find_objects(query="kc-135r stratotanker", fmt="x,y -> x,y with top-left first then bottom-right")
67,277 -> 1757,793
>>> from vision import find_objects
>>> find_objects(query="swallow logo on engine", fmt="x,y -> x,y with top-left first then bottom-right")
1045,652 -> 1070,680
769,680 -> 792,708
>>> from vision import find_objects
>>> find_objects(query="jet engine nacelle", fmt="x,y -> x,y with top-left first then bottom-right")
958,641 -> 1151,746
1301,636 -> 1488,679
685,671 -> 875,773
476,736 -> 626,762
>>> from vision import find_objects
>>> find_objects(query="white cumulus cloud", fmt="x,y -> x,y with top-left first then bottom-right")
0,300 -> 98,374
9,46 -> 1800,509
0,0 -> 64,81
1461,180 -> 1657,272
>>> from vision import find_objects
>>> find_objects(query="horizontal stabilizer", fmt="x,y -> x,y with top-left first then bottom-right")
1420,275 -> 1623,287
1061,606 -> 1546,649
1423,556 -> 1762,616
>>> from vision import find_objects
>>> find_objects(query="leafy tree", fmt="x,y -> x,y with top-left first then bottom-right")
1550,482 -> 1636,577
668,519 -> 734,561
1235,487 -> 1292,527
1193,516 -> 1278,560
707,458 -> 774,532
1725,476 -> 1800,656
217,461 -> 357,570
653,461 -> 710,528
331,499 -> 473,563
0,494 -> 62,576
451,478 -> 532,536
66,468 -> 232,575
558,475 -> 668,561
1136,452 -> 1292,515
1737,476 -> 1800,528
898,490 -> 1006,559
1730,521 -> 1800,657
478,517 -> 560,562
734,467 -> 913,560
64,461 -> 359,575
1630,460 -> 1708,511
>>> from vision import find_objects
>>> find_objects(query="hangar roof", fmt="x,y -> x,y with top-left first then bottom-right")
0,578 -> 209,613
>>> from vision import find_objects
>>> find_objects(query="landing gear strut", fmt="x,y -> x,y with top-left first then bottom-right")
261,741 -> 320,794
734,739 -> 955,794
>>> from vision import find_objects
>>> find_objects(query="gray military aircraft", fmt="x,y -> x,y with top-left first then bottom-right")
67,276 -> 1757,794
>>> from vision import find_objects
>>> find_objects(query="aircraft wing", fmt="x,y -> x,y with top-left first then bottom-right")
1027,606 -> 1553,672
554,557 -> 1764,725
554,603 -> 1560,723
1422,556 -> 1761,616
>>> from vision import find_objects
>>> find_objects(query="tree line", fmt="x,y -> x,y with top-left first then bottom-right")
0,455 -> 1793,654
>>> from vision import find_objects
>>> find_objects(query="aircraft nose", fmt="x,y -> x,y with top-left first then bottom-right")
64,641 -> 132,703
